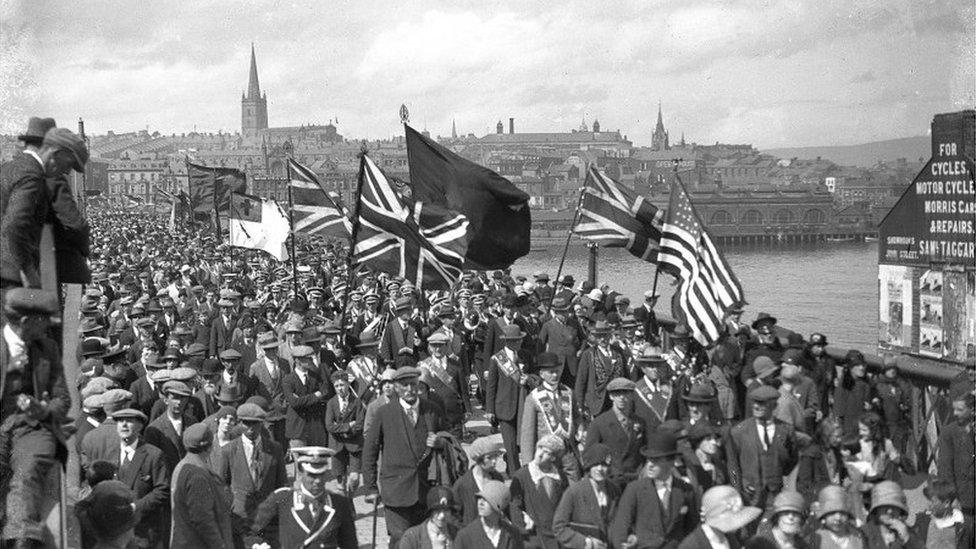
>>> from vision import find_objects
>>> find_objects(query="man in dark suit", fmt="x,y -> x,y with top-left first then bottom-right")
485,324 -> 533,474
282,345 -> 329,447
481,294 -> 524,368
937,390 -> 976,528
0,289 -> 71,546
249,332 -> 290,445
418,332 -> 470,437
553,443 -> 620,549
379,297 -> 420,364
107,408 -> 170,548
632,350 -> 679,431
610,433 -> 698,549
324,372 -> 365,494
538,297 -> 583,385
1,121 -> 87,288
46,171 -> 91,286
209,298 -> 237,357
171,422 -> 234,549
575,321 -> 626,421
631,290 -> 661,344
216,348 -> 259,402
144,380 -> 198,474
585,378 -> 651,491
726,385 -> 799,511
214,403 -> 287,537
362,366 -> 445,548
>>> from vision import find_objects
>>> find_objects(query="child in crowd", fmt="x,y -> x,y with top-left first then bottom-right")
912,479 -> 974,548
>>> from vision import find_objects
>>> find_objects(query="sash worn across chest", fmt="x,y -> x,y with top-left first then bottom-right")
635,381 -> 671,422
426,359 -> 454,387
495,352 -> 522,382
534,387 -> 572,436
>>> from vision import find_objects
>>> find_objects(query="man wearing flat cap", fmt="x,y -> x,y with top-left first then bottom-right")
418,331 -> 471,438
0,288 -> 70,546
1,120 -> 88,288
108,408 -> 170,548
144,380 -> 200,474
246,446 -> 358,549
282,345 -> 330,447
379,296 -> 421,365
585,377 -> 652,492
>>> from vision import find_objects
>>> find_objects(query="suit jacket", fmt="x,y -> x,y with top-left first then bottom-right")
246,488 -> 358,549
679,525 -> 742,549
80,419 -> 118,473
610,477 -> 698,549
170,457 -> 234,549
538,317 -> 582,377
215,435 -> 288,523
282,369 -> 329,445
362,397 -> 443,507
399,518 -> 460,549
937,422 -> 976,511
585,410 -> 650,481
0,152 -> 50,284
209,315 -> 238,357
144,412 -> 197,473
0,334 -> 70,462
575,345 -> 626,418
632,378 -> 679,431
249,356 -> 290,418
129,376 -> 160,418
726,417 -> 798,500
46,175 -> 91,284
511,465 -> 568,548
111,439 -> 171,547
454,518 -> 524,549
325,393 -> 365,452
552,478 -> 620,549
486,348 -> 531,422
418,355 -> 470,430
632,305 -> 659,342
379,318 -> 418,364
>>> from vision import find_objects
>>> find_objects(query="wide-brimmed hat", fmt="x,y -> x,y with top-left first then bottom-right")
752,312 -> 777,330
683,383 -> 717,403
257,332 -> 279,349
550,296 -> 572,312
634,347 -> 668,367
476,480 -> 510,513
701,485 -> 762,533
642,432 -> 680,459
500,324 -> 526,340
18,117 -> 56,143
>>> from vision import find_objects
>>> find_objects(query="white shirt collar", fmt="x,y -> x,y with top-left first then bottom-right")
168,415 -> 183,434
480,518 -> 502,546
120,439 -> 138,462
399,398 -> 419,413
23,149 -> 44,169
701,524 -> 731,549
528,460 -> 562,485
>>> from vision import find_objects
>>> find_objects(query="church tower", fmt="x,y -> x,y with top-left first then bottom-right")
242,44 -> 268,143
652,101 -> 669,151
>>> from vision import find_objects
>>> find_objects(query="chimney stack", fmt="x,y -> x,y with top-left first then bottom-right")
509,118 -> 514,134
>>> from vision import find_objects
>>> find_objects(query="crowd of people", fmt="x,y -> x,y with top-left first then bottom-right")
1,117 -> 974,549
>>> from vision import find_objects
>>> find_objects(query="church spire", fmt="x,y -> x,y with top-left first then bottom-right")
452,118 -> 457,139
655,101 -> 665,133
247,43 -> 261,99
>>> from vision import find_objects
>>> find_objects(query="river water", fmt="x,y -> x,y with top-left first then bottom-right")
513,241 -> 879,353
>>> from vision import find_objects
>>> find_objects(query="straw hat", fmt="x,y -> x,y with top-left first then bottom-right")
700,485 -> 762,533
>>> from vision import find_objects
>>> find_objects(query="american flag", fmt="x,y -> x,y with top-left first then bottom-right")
354,155 -> 469,290
657,178 -> 745,346
576,166 -> 664,261
288,159 -> 351,238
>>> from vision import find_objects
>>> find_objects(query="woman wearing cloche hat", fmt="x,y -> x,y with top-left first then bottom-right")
862,480 -> 921,548
809,485 -> 866,548
744,490 -> 809,549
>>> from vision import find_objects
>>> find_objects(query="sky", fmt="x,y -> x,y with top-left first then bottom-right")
2,0 -> 973,149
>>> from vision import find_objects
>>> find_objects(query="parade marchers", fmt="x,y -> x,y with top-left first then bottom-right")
1,118 -> 974,549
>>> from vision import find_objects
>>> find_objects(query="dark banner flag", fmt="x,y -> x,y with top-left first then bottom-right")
404,124 -> 530,270
186,161 -> 247,222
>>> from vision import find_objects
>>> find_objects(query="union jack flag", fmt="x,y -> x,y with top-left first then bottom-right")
576,166 -> 664,262
353,155 -> 469,290
288,159 -> 351,239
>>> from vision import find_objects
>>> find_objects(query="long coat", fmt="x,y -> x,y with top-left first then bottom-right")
418,355 -> 470,432
46,175 -> 91,284
574,346 -> 626,418
170,456 -> 234,549
552,479 -> 620,549
282,369 -> 329,445
0,152 -> 50,285
585,410 -> 650,483
214,435 -> 288,526
510,465 -> 569,549
362,398 -> 444,507
246,488 -> 358,549
486,349 -> 531,422
609,477 -> 698,549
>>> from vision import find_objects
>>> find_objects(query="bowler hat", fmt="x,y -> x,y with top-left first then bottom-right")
642,432 -> 680,459
500,324 -> 526,340
81,338 -> 106,357
84,480 -> 136,539
682,383 -> 717,403
18,117 -> 56,143
559,274 -> 575,286
536,352 -> 561,370
200,358 -> 222,376
751,312 -> 777,330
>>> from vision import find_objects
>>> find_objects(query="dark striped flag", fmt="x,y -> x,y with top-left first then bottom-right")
657,178 -> 745,346
353,154 -> 469,290
576,166 -> 664,261
288,159 -> 351,239
186,162 -> 247,222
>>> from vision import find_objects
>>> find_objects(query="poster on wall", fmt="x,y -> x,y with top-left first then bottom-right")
918,269 -> 944,358
943,270 -> 976,362
879,264 -> 913,350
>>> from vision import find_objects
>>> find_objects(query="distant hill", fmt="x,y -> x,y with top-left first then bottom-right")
763,136 -> 930,168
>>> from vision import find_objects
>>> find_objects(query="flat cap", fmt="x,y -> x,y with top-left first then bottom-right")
43,127 -> 89,172
606,377 -> 636,393
236,403 -> 267,422
468,437 -> 505,461
427,332 -> 450,345
749,384 -> 781,402
218,349 -> 242,361
167,367 -> 197,382
99,388 -> 133,406
82,393 -> 104,409
4,288 -> 59,316
162,380 -> 192,397
393,366 -> 422,382
182,422 -> 213,453
291,345 -> 315,359
81,376 -> 117,399
111,408 -> 148,423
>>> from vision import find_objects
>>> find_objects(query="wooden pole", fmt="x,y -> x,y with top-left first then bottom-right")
548,173 -> 588,314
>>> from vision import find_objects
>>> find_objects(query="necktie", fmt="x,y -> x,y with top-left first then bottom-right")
250,449 -> 261,481
659,483 -> 670,512
542,476 -> 556,500
121,448 -> 131,470
761,421 -> 771,450
407,408 -> 417,426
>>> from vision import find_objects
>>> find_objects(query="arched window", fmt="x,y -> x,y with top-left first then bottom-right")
773,209 -> 793,223
803,209 -> 826,223
741,210 -> 763,224
710,210 -> 733,225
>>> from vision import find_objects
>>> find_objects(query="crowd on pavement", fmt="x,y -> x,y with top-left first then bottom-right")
1,117 -> 975,549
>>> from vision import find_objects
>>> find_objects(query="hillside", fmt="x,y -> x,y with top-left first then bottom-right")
763,135 -> 929,167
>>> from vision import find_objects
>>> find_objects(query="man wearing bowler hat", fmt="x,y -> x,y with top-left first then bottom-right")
0,288 -> 70,547
486,323 -> 534,473
2,120 -> 88,289
247,446 -> 358,549
362,366 -> 446,548
610,432 -> 698,549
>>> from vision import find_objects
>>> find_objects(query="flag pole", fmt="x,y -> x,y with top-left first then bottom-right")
548,168 -> 588,314
285,158 -> 301,299
651,160 -> 681,299
339,143 -> 368,344
212,167 -> 221,243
